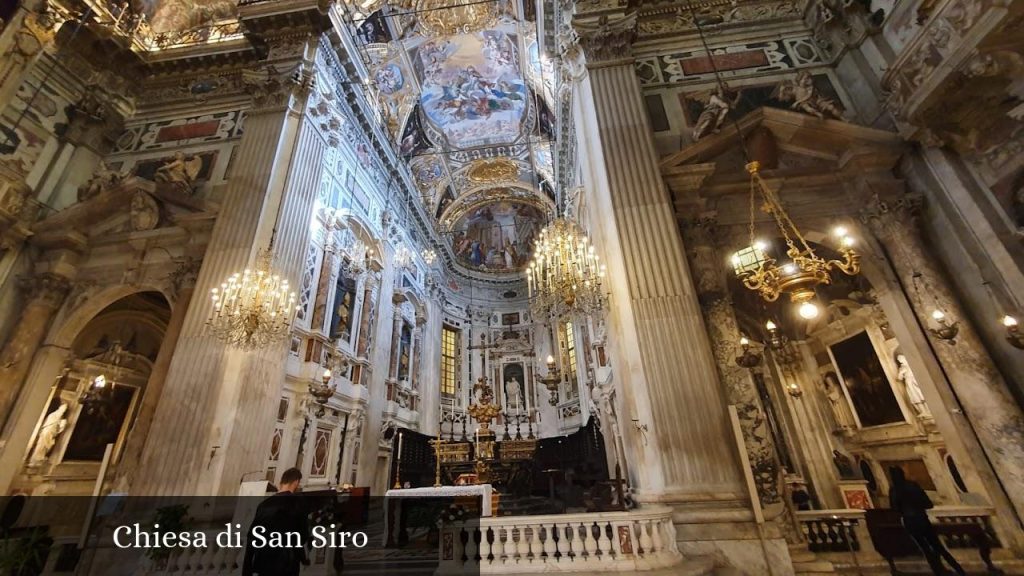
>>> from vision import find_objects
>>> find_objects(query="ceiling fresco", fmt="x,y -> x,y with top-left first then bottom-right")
349,3 -> 559,278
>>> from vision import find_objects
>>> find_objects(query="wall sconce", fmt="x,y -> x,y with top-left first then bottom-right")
80,374 -> 111,416
1003,315 -> 1024,350
786,381 -> 803,399
309,368 -> 335,417
929,310 -> 959,343
735,336 -> 762,368
632,419 -> 649,445
765,320 -> 789,350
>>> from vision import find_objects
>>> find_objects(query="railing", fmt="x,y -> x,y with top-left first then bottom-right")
795,509 -> 865,554
930,506 -> 1001,549
436,506 -> 682,574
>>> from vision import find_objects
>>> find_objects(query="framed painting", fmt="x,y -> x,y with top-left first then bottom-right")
828,331 -> 905,428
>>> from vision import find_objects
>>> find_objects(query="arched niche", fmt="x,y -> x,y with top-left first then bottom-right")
20,291 -> 171,490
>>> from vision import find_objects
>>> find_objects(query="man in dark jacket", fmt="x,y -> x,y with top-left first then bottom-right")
243,468 -> 310,576
888,466 -> 965,575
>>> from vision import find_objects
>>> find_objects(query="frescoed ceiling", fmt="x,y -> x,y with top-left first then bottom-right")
346,0 -> 560,278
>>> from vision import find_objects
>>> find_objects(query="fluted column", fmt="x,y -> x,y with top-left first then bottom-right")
680,215 -> 782,508
132,36 -> 326,496
862,193 -> 1024,522
573,13 -> 744,502
0,273 -> 70,428
114,263 -> 198,491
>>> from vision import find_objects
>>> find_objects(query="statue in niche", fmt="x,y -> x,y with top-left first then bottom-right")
29,402 -> 68,466
78,161 -> 125,202
832,449 -> 857,479
822,371 -> 855,432
772,71 -> 844,120
692,85 -> 741,141
896,354 -> 932,420
153,151 -> 202,194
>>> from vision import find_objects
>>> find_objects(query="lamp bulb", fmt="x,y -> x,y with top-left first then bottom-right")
546,355 -> 555,365
931,310 -> 946,321
834,226 -> 848,237
740,336 -> 749,346
765,320 -> 777,331
798,301 -> 820,320
93,375 -> 107,389
1003,315 -> 1018,328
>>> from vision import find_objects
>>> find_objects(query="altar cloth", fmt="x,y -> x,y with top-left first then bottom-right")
384,484 -> 493,517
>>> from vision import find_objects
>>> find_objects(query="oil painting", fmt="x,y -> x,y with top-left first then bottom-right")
829,331 -> 905,428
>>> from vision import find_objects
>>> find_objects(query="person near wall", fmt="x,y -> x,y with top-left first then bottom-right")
243,467 -> 310,576
888,466 -> 966,576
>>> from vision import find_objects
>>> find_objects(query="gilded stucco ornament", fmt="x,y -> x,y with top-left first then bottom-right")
467,158 -> 519,184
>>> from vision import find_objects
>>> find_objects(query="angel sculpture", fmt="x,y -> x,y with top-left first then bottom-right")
78,161 -> 125,202
154,151 -> 202,194
692,85 -> 741,141
772,71 -> 845,120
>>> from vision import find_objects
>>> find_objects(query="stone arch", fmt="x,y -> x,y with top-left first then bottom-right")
341,213 -> 385,269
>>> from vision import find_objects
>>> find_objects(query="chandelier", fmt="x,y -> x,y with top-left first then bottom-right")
208,251 -> 298,350
394,244 -> 413,269
422,248 -> 437,265
526,217 -> 606,319
731,161 -> 859,319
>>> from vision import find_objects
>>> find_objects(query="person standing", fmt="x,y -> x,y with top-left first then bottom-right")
888,466 -> 966,575
243,468 -> 310,576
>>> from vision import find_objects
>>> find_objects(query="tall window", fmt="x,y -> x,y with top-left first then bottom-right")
563,321 -> 578,399
441,325 -> 459,397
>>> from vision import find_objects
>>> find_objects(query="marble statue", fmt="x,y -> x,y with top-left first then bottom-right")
505,376 -> 522,409
692,85 -> 740,141
29,402 -> 68,466
822,371 -> 855,432
154,151 -> 202,193
78,161 -> 124,202
772,71 -> 844,119
896,354 -> 932,419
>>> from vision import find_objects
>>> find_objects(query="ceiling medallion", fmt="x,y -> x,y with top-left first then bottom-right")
415,0 -> 498,37
468,158 -> 519,184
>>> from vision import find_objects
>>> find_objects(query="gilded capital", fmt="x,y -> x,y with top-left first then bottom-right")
572,12 -> 638,65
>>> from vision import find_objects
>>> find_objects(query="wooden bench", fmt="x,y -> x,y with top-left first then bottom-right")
864,509 -> 1003,575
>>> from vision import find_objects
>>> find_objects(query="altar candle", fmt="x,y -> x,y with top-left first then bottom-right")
397,432 -> 403,458
475,427 -> 480,455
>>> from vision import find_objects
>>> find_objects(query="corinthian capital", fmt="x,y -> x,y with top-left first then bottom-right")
242,61 -> 315,114
858,191 -> 924,238
18,273 -> 71,308
573,12 -> 638,65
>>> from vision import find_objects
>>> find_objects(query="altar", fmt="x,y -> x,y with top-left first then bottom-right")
383,484 -> 495,546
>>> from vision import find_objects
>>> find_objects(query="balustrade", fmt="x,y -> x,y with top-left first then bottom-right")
437,506 -> 681,574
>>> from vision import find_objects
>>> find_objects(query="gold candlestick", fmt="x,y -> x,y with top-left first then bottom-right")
433,438 -> 443,487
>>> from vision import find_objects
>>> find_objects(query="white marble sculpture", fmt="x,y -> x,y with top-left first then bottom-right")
29,402 -> 68,466
897,354 -> 932,419
822,372 -> 855,432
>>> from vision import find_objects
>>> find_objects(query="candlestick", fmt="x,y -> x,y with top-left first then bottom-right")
393,432 -> 403,489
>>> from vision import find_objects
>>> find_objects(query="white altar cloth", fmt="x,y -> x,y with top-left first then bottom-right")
384,484 -> 493,516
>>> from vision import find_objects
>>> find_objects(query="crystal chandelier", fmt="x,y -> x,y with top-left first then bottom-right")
394,244 -> 413,269
422,248 -> 436,265
526,217 -> 606,319
731,161 -> 859,317
208,251 -> 298,350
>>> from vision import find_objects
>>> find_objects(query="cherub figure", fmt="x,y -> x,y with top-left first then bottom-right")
772,71 -> 845,119
78,161 -> 125,202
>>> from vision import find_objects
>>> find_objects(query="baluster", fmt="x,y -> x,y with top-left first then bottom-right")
542,523 -> 557,560
582,521 -> 598,560
491,525 -> 505,564
453,527 -> 466,566
637,520 -> 653,555
479,526 -> 493,565
597,521 -> 612,558
209,545 -> 227,572
200,544 -> 217,573
465,527 -> 479,565
527,525 -> 541,563
649,518 -> 664,553
554,522 -> 569,560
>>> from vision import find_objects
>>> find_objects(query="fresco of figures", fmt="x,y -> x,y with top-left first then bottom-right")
417,31 -> 527,148
451,201 -> 543,272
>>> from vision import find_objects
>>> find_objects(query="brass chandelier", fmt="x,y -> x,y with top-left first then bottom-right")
208,250 -> 298,350
731,161 -> 860,319
526,217 -> 606,320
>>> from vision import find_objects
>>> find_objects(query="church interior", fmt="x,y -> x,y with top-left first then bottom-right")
1,0 -> 1024,573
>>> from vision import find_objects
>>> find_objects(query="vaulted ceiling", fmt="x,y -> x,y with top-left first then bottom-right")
346,1 -> 559,278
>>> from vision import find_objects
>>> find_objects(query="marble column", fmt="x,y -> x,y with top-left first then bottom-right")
388,299 -> 404,381
114,264 -> 197,491
680,215 -> 782,508
0,273 -> 70,429
132,36 -> 326,496
862,193 -> 1024,523
355,273 -> 378,361
573,14 -> 744,502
